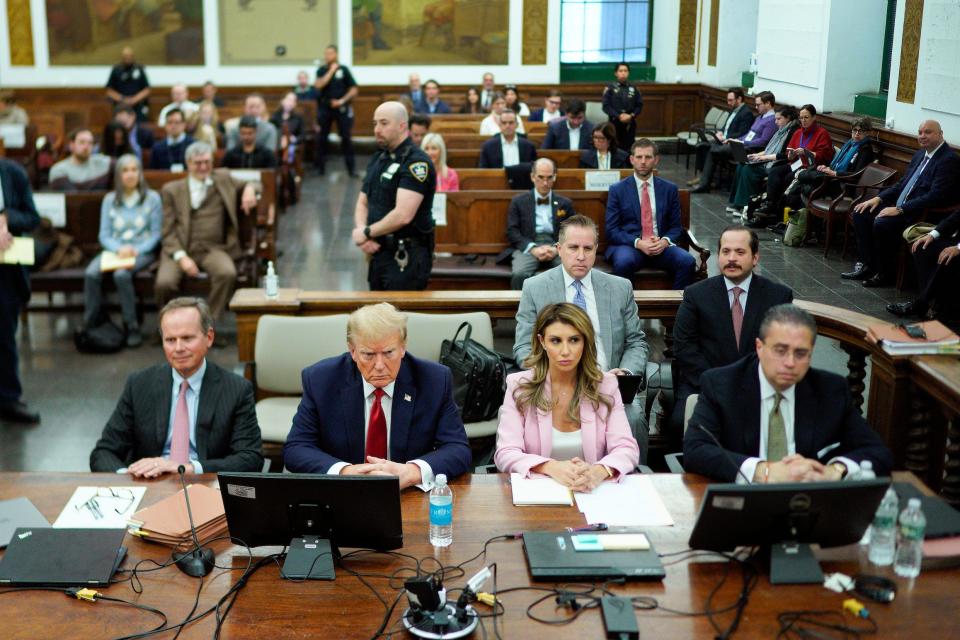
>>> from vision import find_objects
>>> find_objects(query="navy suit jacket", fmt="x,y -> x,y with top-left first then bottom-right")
0,159 -> 41,303
605,175 -> 682,246
478,135 -> 538,169
150,135 -> 194,170
673,274 -> 793,394
579,148 -> 629,169
283,353 -> 472,480
723,106 -> 755,141
528,108 -> 563,123
879,143 -> 960,216
683,355 -> 893,482
418,99 -> 452,115
542,118 -> 594,150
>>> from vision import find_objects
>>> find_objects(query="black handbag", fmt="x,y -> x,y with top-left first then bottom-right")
74,319 -> 125,354
439,322 -> 507,423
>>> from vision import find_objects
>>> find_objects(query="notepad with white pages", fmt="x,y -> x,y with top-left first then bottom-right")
510,473 -> 574,506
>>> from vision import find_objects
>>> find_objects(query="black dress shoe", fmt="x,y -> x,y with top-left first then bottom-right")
746,216 -> 772,229
841,263 -> 873,280
0,401 -> 40,425
691,185 -> 711,194
887,301 -> 926,317
862,274 -> 893,288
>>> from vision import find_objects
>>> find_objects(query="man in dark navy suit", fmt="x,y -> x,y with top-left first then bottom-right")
888,209 -> 960,320
0,158 -> 40,424
671,225 -> 793,440
847,120 -> 960,287
478,111 -> 537,169
283,303 -> 472,490
529,90 -> 563,123
541,99 -> 593,150
604,139 -> 696,289
149,108 -> 193,170
684,304 -> 892,483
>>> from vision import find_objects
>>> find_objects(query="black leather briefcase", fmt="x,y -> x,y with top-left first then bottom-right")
439,322 -> 507,423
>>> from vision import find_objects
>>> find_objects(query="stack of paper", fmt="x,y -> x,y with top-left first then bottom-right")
99,251 -> 137,272
574,476 -> 675,527
53,486 -> 146,529
127,484 -> 227,547
510,473 -> 574,506
0,237 -> 35,265
866,320 -> 959,355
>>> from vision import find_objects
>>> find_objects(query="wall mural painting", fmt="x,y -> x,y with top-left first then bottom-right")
352,0 -> 509,65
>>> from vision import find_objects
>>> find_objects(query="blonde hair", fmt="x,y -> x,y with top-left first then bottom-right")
421,132 -> 449,176
514,303 -> 611,425
347,303 -> 408,345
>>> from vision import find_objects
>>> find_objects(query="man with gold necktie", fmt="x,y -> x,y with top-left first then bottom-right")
90,298 -> 263,476
683,304 -> 891,483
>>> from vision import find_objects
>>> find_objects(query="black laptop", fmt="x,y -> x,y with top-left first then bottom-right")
0,528 -> 127,586
523,530 -> 665,581
728,139 -> 764,164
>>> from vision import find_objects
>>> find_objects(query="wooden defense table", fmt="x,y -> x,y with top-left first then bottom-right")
0,472 -> 953,639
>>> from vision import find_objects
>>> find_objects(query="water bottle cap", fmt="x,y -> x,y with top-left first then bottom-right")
908,497 -> 921,509
436,474 -> 447,485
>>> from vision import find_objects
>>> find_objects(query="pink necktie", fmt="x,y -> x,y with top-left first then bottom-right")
640,181 -> 654,239
169,380 -> 190,464
731,287 -> 744,349
366,388 -> 387,460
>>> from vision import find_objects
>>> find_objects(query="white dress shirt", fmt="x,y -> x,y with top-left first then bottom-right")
158,100 -> 199,126
542,109 -> 562,123
724,273 -> 752,310
566,122 -> 582,150
187,175 -> 214,209
327,379 -> 435,491
561,267 -> 609,370
501,136 -> 521,167
737,363 -> 861,483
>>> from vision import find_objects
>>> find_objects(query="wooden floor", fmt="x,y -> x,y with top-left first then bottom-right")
2,154 -> 915,471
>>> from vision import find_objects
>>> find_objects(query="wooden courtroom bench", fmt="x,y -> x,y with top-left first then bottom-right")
456,168 -> 633,191
429,188 -> 709,290
447,148 -> 581,169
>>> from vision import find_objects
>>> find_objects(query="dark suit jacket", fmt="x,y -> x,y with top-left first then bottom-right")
507,190 -> 575,251
132,126 -> 154,151
150,135 -> 194,170
0,159 -> 41,303
579,148 -> 629,169
223,145 -> 278,169
934,210 -> 960,238
673,274 -> 793,395
479,135 -> 538,169
879,144 -> 960,216
723,106 -> 755,141
605,175 -> 683,246
528,108 -> 563,123
89,361 -> 264,472
683,355 -> 892,481
542,118 -> 594,150
419,99 -> 452,115
283,353 -> 472,480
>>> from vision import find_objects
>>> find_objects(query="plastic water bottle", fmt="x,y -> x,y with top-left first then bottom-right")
856,461 -> 877,546
894,498 -> 926,578
429,474 -> 453,547
868,487 -> 899,566
264,261 -> 278,298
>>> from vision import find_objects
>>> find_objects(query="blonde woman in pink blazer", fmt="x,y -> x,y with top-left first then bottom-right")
495,303 -> 639,491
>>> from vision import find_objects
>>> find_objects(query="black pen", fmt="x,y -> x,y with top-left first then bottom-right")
566,523 -> 608,533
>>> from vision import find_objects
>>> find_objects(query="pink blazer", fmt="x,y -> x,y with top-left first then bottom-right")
437,167 -> 459,192
494,370 -> 639,479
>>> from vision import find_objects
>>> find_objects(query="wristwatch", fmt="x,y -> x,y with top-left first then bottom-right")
363,225 -> 372,240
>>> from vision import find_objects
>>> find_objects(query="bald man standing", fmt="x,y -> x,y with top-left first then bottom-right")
847,120 -> 960,287
352,101 -> 437,290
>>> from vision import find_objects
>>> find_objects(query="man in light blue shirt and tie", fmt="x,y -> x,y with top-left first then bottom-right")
90,297 -> 263,476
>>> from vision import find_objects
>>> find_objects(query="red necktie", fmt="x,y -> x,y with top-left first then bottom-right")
169,380 -> 190,464
640,181 -> 654,239
731,286 -> 744,349
365,388 -> 387,460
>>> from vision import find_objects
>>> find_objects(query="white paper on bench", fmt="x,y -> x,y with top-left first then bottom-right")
432,192 -> 447,226
584,170 -> 621,192
510,473 -> 573,505
574,475 -> 675,527
229,169 -> 261,183
34,192 -> 67,228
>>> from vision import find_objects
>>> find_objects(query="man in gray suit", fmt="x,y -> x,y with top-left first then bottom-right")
90,297 -> 263,477
514,214 -> 650,460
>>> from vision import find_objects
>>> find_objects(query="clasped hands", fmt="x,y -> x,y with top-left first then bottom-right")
754,454 -> 843,483
351,227 -> 381,255
530,244 -> 557,262
635,236 -> 668,256
342,456 -> 422,489
535,457 -> 610,493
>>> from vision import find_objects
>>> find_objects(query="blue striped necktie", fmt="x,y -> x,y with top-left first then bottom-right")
572,279 -> 587,311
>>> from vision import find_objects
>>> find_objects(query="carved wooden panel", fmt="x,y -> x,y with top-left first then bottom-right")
896,0 -> 925,104
708,0 -> 720,67
677,0 -> 698,66
6,0 -> 34,66
522,0 -> 548,65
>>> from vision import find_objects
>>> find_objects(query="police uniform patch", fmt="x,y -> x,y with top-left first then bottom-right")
409,162 -> 429,183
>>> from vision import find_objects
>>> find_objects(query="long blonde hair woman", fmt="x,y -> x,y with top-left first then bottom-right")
421,132 -> 459,192
495,303 -> 639,490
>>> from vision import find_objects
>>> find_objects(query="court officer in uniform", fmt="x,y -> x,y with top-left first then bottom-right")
602,63 -> 644,152
314,44 -> 358,176
352,101 -> 437,291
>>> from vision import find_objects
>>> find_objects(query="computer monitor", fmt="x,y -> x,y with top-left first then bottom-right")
688,479 -> 889,585
218,472 -> 403,580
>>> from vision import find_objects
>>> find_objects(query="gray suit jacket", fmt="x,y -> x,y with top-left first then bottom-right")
513,265 -> 648,373
89,361 -> 263,472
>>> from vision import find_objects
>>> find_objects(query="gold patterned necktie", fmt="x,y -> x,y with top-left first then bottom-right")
767,393 -> 787,462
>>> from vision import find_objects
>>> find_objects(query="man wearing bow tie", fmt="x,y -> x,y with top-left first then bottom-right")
154,141 -> 259,322
507,158 -> 575,290
284,303 -> 472,490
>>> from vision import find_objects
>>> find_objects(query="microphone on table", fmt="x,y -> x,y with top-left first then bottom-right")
173,464 -> 215,577
692,423 -> 754,485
